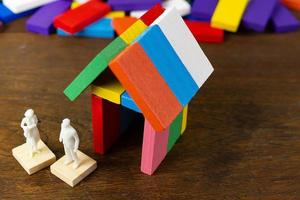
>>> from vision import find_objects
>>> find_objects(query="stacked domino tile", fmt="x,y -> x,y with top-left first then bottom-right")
0,0 -> 299,43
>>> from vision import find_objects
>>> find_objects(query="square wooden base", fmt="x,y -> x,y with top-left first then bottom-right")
12,140 -> 56,175
50,150 -> 97,187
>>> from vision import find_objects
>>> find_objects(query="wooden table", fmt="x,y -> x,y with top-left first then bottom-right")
1,15 -> 300,199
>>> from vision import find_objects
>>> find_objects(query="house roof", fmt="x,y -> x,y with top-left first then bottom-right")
64,5 -> 213,132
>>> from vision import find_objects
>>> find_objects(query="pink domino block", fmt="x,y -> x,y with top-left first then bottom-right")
141,120 -> 169,175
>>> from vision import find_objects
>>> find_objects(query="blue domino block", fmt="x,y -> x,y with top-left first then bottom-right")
136,25 -> 199,107
0,3 -> 36,24
121,92 -> 141,113
57,18 -> 114,38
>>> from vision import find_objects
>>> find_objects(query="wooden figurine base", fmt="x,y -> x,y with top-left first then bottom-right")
12,140 -> 56,175
50,150 -> 97,187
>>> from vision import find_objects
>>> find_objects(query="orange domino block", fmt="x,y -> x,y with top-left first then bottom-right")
282,0 -> 300,10
109,43 -> 182,132
112,17 -> 137,36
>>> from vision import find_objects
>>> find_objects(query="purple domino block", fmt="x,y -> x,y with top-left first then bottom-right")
190,0 -> 218,21
243,0 -> 278,32
107,0 -> 162,11
270,3 -> 300,33
26,0 -> 71,35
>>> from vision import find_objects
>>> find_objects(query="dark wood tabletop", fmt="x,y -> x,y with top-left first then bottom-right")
1,14 -> 300,199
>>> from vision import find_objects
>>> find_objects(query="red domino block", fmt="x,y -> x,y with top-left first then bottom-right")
54,0 -> 111,34
140,3 -> 165,26
185,20 -> 224,43
92,94 -> 120,154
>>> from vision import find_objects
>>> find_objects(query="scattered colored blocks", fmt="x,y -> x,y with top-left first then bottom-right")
270,3 -> 300,33
163,0 -> 191,17
130,10 -> 147,18
26,0 -> 71,35
190,0 -> 218,21
282,0 -> 300,11
185,20 -> 224,43
109,42 -> 183,132
141,120 -> 169,175
57,18 -> 114,38
137,25 -> 199,106
153,8 -> 214,89
106,11 -> 125,18
71,1 -> 81,9
121,92 -> 141,113
112,17 -> 138,36
242,0 -> 278,32
54,0 -> 111,34
140,3 -> 165,26
0,3 -> 36,24
211,0 -> 249,32
3,0 -> 57,14
107,0 -> 162,11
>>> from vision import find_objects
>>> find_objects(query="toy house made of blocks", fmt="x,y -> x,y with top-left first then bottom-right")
63,4 -> 214,175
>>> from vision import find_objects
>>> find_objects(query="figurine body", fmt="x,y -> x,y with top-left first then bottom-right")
20,109 -> 40,157
59,118 -> 80,169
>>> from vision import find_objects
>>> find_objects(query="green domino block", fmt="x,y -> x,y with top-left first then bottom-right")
167,111 -> 183,152
64,37 -> 127,101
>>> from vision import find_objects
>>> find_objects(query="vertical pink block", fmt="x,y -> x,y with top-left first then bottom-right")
141,120 -> 169,175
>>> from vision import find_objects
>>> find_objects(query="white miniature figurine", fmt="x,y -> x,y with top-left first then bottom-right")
59,118 -> 80,169
20,109 -> 40,157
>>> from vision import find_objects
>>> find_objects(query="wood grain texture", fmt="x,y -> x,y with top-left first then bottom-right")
1,15 -> 300,199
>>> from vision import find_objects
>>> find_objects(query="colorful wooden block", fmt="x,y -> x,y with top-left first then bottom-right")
211,0 -> 249,32
140,3 -> 165,26
0,3 -> 36,24
282,0 -> 300,11
57,18 -> 115,38
185,20 -> 224,43
64,5 -> 164,101
163,0 -> 191,17
109,42 -> 183,132
71,1 -> 81,9
26,0 -> 71,35
121,91 -> 141,113
242,0 -> 278,32
168,111 -> 183,152
190,0 -> 218,21
107,0 -> 162,11
119,19 -> 148,45
3,0 -> 57,14
153,8 -> 214,89
12,140 -> 56,175
91,95 -> 121,154
106,11 -> 125,18
112,17 -> 138,36
270,3 -> 300,33
141,120 -> 169,175
181,105 -> 188,134
64,37 -> 127,101
54,0 -> 111,34
50,151 -> 97,187
137,25 -> 198,106
92,69 -> 125,104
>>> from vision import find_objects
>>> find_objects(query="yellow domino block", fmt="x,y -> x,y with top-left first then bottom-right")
120,20 -> 148,45
92,70 -> 125,104
181,105 -> 188,134
211,0 -> 249,32
71,1 -> 80,9
106,11 -> 126,18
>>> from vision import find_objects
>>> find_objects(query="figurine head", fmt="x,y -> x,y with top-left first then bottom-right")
24,109 -> 34,118
62,118 -> 71,128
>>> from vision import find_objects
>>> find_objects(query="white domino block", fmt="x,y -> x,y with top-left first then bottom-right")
162,0 -> 191,16
152,8 -> 214,88
130,10 -> 147,18
3,0 -> 58,14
